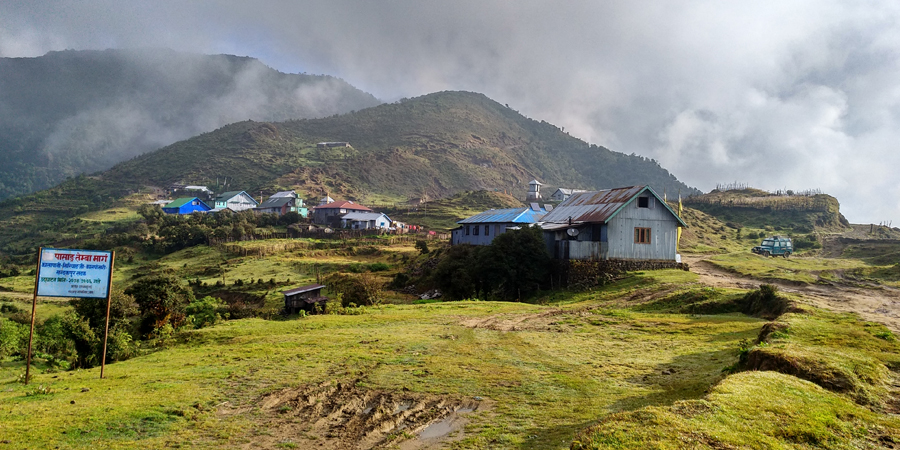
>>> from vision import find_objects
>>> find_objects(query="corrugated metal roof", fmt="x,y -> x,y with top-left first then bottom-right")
541,185 -> 646,224
458,207 -> 546,224
257,197 -> 293,208
315,200 -> 372,211
341,212 -> 390,221
164,197 -> 198,208
270,191 -> 297,198
540,185 -> 687,227
283,284 -> 325,296
215,191 -> 245,201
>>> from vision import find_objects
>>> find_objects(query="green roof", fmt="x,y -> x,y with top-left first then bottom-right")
165,197 -> 200,208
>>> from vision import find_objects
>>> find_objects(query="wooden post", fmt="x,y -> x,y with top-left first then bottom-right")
100,251 -> 116,379
25,247 -> 43,385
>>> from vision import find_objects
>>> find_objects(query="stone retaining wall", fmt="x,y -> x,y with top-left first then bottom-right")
552,259 -> 689,290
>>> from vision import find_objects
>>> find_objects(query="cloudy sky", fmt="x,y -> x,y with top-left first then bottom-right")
3,1 -> 899,223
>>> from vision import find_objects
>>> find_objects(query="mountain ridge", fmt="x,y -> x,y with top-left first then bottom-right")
0,48 -> 381,199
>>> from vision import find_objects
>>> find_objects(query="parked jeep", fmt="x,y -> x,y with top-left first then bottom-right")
752,236 -> 793,258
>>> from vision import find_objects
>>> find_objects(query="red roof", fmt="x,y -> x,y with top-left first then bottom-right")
314,200 -> 372,211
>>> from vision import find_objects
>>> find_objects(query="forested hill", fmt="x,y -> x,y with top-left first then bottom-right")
0,48 -> 381,200
106,91 -> 699,201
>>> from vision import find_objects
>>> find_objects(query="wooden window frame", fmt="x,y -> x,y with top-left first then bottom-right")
634,227 -> 651,244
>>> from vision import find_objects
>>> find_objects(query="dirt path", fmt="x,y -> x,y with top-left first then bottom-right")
684,255 -> 900,333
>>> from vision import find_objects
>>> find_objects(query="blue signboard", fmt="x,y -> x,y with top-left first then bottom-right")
36,248 -> 113,299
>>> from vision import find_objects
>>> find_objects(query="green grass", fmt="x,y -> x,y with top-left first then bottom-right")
0,297 -> 763,449
572,371 -> 899,449
707,252 -> 866,284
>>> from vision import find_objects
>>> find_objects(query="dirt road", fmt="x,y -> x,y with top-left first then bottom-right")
685,255 -> 900,332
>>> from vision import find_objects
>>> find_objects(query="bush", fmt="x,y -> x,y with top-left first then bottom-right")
433,226 -> 550,301
415,240 -> 430,254
325,273 -> 384,307
126,275 -> 196,336
0,317 -> 27,358
185,296 -> 225,329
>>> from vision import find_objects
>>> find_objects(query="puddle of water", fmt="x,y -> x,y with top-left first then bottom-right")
419,416 -> 454,439
393,402 -> 411,414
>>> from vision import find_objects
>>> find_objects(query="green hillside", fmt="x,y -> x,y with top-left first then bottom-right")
0,49 -> 381,200
106,91 -> 696,201
0,91 -> 698,255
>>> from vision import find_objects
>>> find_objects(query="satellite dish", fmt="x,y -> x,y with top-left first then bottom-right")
567,228 -> 579,237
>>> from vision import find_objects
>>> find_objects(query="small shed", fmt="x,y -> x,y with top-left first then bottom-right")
162,197 -> 211,215
283,284 -> 328,315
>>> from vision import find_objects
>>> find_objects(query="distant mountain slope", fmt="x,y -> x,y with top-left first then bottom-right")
0,91 -> 699,255
0,48 -> 381,199
107,91 -> 699,200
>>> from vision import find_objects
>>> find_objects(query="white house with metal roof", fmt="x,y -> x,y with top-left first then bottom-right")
451,204 -> 547,246
541,185 -> 686,261
340,212 -> 392,230
549,188 -> 589,202
213,191 -> 259,212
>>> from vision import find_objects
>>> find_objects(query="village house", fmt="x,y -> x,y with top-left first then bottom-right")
340,212 -> 392,230
254,191 -> 309,217
549,188 -> 588,202
451,204 -> 547,246
213,191 -> 259,212
162,197 -> 212,215
540,185 -> 686,261
312,200 -> 373,225
283,284 -> 328,315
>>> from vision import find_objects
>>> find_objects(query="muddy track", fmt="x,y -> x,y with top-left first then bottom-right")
221,379 -> 484,450
685,255 -> 900,333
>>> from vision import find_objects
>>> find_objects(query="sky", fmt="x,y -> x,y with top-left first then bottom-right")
2,1 -> 899,224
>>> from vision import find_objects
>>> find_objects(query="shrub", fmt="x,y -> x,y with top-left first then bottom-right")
185,296 -> 225,329
415,240 -> 430,254
126,275 -> 196,336
0,317 -> 27,358
325,273 -> 384,307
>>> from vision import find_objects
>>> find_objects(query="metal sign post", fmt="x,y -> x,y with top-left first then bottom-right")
24,247 -> 43,385
99,251 -> 116,379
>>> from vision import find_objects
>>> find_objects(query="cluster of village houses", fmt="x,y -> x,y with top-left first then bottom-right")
276,180 -> 687,314
159,178 -> 686,265
158,187 -> 397,231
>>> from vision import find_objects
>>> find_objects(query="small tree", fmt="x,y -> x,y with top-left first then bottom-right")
126,275 -> 196,335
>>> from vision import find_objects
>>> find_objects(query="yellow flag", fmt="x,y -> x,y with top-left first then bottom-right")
677,192 -> 683,248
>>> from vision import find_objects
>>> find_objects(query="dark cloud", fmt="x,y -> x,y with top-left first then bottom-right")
3,1 -> 899,222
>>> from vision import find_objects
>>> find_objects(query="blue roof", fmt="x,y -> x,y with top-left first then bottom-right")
458,207 -> 546,224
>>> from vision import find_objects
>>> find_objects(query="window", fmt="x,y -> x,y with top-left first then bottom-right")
474,225 -> 480,236
634,227 -> 651,244
485,225 -> 490,236
637,197 -> 649,208
466,225 -> 470,236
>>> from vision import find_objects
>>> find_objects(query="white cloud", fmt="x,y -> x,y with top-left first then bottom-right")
3,1 -> 900,222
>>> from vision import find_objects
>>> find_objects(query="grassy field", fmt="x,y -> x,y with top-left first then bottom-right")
1,283 -> 764,449
706,252 -> 867,284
